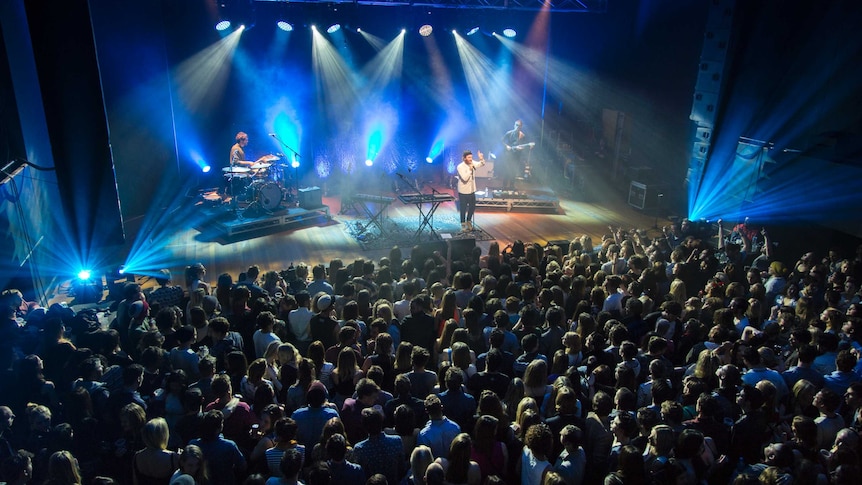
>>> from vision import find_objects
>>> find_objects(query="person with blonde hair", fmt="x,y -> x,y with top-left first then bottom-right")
668,279 -> 687,305
45,450 -> 82,485
134,418 -> 180,485
523,360 -> 552,407
407,445 -> 434,485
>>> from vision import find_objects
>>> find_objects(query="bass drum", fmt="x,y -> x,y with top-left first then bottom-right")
258,183 -> 283,210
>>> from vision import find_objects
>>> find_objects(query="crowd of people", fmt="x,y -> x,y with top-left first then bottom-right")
1,217 -> 862,485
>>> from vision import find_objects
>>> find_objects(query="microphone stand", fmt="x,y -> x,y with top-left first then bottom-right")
270,134 -> 301,205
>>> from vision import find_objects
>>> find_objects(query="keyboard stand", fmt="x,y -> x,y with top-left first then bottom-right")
360,198 -> 391,235
413,199 -> 444,241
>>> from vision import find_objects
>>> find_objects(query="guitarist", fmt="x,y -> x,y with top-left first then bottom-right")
501,119 -> 527,190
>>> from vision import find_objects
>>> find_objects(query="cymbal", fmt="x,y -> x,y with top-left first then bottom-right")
259,154 -> 281,162
249,162 -> 272,169
222,166 -> 251,173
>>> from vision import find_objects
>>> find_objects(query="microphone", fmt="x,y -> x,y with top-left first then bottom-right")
396,172 -> 407,180
269,133 -> 276,137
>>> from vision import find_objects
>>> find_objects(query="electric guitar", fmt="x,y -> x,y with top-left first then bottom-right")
505,142 -> 536,151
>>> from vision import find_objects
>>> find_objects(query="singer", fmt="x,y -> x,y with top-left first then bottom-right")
456,149 -> 485,233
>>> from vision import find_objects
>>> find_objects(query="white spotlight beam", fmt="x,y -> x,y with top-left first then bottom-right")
359,33 -> 405,94
311,28 -> 362,129
174,29 -> 243,112
453,32 -> 534,143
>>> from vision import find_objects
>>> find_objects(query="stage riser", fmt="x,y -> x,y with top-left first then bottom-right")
213,207 -> 330,237
476,199 -> 560,214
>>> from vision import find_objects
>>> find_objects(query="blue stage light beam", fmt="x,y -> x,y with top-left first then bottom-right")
426,138 -> 445,163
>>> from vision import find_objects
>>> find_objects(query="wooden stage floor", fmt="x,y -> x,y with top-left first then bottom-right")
112,178 -> 670,287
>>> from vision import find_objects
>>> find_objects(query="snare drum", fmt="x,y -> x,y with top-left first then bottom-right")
257,183 -> 283,210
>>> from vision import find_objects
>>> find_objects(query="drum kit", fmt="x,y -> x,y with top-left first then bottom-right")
220,155 -> 294,215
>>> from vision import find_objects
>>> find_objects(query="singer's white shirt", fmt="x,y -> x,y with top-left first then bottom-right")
456,160 -> 483,194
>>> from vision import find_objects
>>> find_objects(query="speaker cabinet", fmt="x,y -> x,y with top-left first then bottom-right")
450,238 -> 476,261
299,186 -> 322,209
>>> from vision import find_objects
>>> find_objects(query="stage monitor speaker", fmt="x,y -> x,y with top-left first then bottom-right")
546,239 -> 570,255
298,186 -> 322,209
412,241 -> 447,266
450,238 -> 476,261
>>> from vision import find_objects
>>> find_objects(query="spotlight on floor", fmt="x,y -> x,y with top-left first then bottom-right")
215,20 -> 231,31
419,24 -> 433,36
365,159 -> 374,167
467,27 -> 479,36
327,23 -> 341,34
503,28 -> 517,38
277,21 -> 294,32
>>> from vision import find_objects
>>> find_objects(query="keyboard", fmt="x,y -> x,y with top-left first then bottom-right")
398,193 -> 455,204
354,194 -> 395,203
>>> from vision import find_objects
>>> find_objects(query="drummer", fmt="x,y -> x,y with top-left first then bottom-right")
230,131 -> 254,167
229,131 -> 274,176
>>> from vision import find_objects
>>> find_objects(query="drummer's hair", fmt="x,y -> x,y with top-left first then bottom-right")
236,132 -> 248,142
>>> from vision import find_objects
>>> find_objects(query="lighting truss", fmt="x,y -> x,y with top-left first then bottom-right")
253,0 -> 607,13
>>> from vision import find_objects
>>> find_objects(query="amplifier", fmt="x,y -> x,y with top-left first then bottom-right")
299,187 -> 322,209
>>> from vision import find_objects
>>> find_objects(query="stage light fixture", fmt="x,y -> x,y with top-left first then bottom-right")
419,24 -> 433,36
215,20 -> 231,31
425,157 -> 433,164
452,29 -> 457,35
277,21 -> 294,32
503,28 -> 517,38
202,164 -> 212,173
77,269 -> 92,281
365,159 -> 373,167
467,27 -> 479,36
327,23 -> 341,34
291,155 -> 300,169
357,27 -> 362,32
